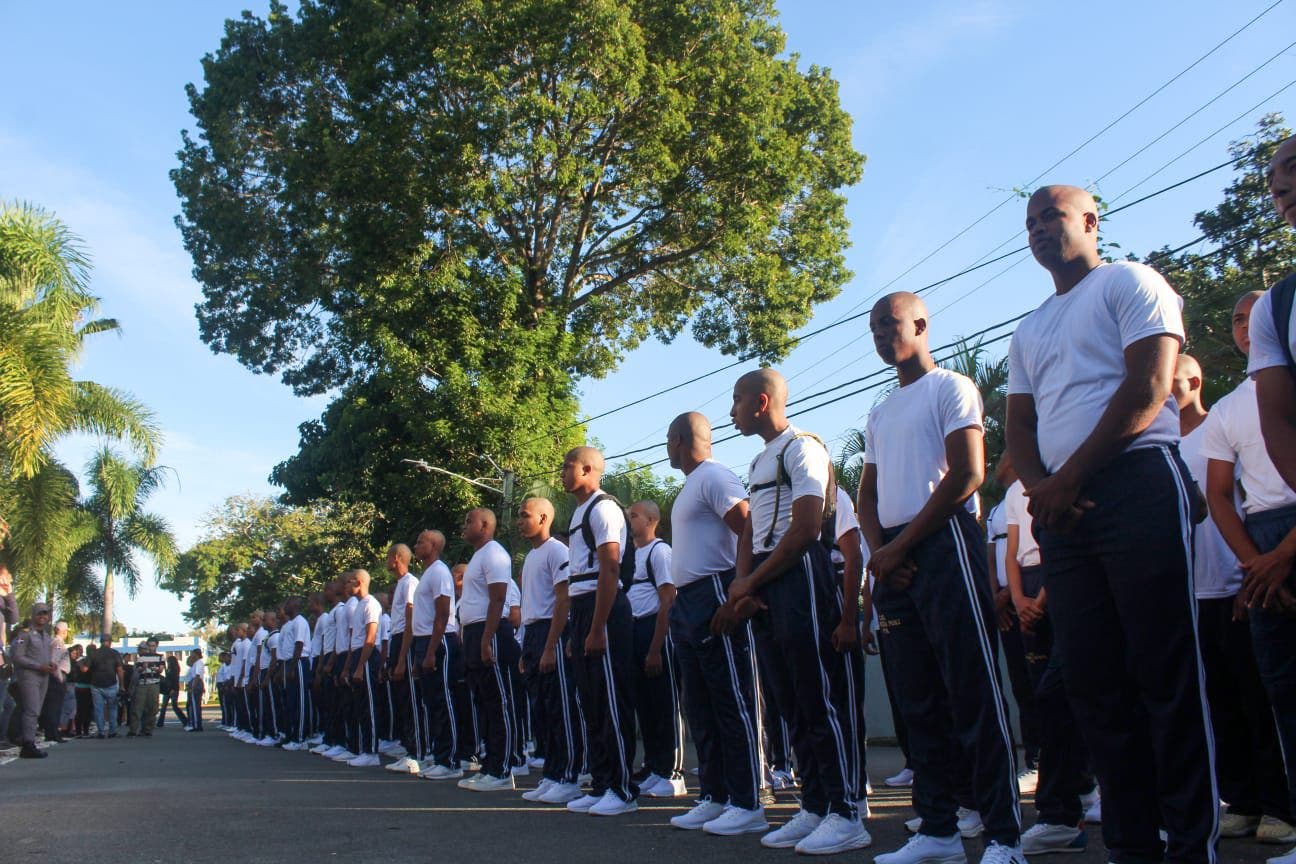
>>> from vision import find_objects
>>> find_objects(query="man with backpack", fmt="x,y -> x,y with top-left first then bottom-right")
561,446 -> 639,816
1250,135 -> 1296,497
625,499 -> 685,799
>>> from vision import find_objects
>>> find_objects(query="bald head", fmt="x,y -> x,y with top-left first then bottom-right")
1172,353 -> 1204,414
1030,184 -> 1098,216
387,543 -> 412,565
463,507 -> 497,546
874,291 -> 928,320
1232,290 -> 1265,356
669,411 -> 712,446
523,497 -> 554,521
1175,354 -> 1202,381
735,368 -> 788,410
566,446 -> 605,473
561,446 -> 606,496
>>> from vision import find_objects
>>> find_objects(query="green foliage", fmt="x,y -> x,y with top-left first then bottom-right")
164,495 -> 385,625
1138,114 -> 1295,405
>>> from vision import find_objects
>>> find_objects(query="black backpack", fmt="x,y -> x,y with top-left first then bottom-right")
1272,272 -> 1296,375
749,432 -> 838,552
576,492 -> 637,591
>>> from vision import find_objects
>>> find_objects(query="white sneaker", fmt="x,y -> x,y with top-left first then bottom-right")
329,750 -> 357,762
1267,846 -> 1296,864
1020,823 -> 1086,855
703,804 -> 768,835
420,763 -> 464,780
256,736 -> 277,747
306,734 -> 324,745
383,744 -> 407,758
769,768 -> 797,790
978,843 -> 1026,864
318,744 -> 339,756
348,753 -> 380,768
794,813 -> 872,855
905,816 -> 922,834
567,793 -> 600,813
511,763 -> 530,777
1081,789 -> 1101,824
874,833 -> 967,864
1261,816 -> 1296,845
957,808 -> 984,838
760,809 -> 822,848
539,782 -> 584,804
385,756 -> 422,773
528,756 -> 545,769
671,799 -> 727,830
308,743 -> 328,754
1017,767 -> 1039,796
522,779 -> 557,801
471,773 -> 516,792
639,772 -> 665,792
644,776 -> 688,798
885,767 -> 915,787
457,772 -> 484,790
588,789 -> 638,816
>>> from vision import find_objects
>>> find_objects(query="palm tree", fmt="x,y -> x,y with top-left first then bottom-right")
72,448 -> 178,636
0,201 -> 159,481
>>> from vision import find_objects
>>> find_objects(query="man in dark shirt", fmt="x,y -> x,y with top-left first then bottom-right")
128,641 -> 163,737
88,637 -> 125,738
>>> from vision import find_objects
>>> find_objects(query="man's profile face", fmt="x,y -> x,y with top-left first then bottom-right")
729,385 -> 763,436
1233,294 -> 1260,356
559,457 -> 582,494
515,502 -> 545,540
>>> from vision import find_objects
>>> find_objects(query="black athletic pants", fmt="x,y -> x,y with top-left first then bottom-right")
284,658 -> 309,743
335,650 -> 356,751
1019,565 -> 1091,827
416,633 -> 462,768
569,589 -> 638,802
875,510 -> 1020,845
876,635 -> 911,767
751,543 -> 858,820
346,650 -> 382,755
999,610 -> 1041,769
1245,503 -> 1296,829
631,613 -> 685,780
317,654 -> 338,746
387,637 -> 420,758
522,620 -> 583,784
671,572 -> 761,809
1198,595 -> 1289,821
453,655 -> 479,762
463,620 -> 520,779
1038,445 -> 1218,864
833,565 -> 870,803
753,632 -> 793,777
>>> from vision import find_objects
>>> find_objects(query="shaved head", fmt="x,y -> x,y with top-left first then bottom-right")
1026,184 -> 1102,283
668,411 -> 712,445
1234,289 -> 1265,315
1030,184 -> 1099,216
1175,354 -> 1201,381
631,500 -> 661,523
561,446 -> 606,496
464,507 -> 497,543
387,543 -> 412,565
522,497 -> 555,521
1172,353 -> 1204,414
565,446 -> 605,473
874,291 -> 928,320
735,368 -> 787,410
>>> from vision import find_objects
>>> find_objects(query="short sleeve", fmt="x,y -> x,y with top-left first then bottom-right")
834,487 -> 860,540
1110,263 -> 1185,350
1247,289 -> 1288,374
588,500 -> 624,548
549,546 -> 570,586
703,466 -> 746,519
1197,403 -> 1238,463
1003,481 -> 1027,527
939,373 -> 984,438
1007,330 -> 1033,396
785,435 -> 831,501
651,543 -> 674,586
365,600 -> 381,628
485,544 -> 513,585
862,410 -> 879,465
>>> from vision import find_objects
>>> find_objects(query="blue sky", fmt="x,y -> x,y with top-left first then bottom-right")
2,1 -> 1293,633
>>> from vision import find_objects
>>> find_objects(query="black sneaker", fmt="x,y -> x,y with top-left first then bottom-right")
19,744 -> 47,759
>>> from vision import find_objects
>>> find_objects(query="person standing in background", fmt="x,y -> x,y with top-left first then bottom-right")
158,653 -> 188,728
12,602 -> 54,758
87,635 -> 124,738
39,620 -> 70,743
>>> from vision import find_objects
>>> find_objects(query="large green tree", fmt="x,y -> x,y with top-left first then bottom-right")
164,495 -> 384,625
174,0 -> 863,535
1141,114 -> 1295,404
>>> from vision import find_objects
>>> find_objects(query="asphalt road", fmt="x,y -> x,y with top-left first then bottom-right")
0,710 -> 1275,864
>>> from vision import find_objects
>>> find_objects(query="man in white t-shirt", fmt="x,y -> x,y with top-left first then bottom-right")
721,369 -> 870,855
1198,293 -> 1296,855
562,446 -> 639,816
411,529 -> 464,780
313,580 -> 347,756
858,293 -> 1020,864
375,592 -> 396,751
281,596 -> 312,749
455,508 -> 519,792
383,543 -> 422,773
1250,135 -> 1296,495
516,498 -> 585,804
625,499 -> 686,799
343,569 -> 384,767
248,610 -> 270,744
1006,184 -> 1217,863
662,411 -> 766,835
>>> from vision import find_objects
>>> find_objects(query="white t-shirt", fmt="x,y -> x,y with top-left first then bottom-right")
986,500 -> 1008,589
671,460 -> 745,587
1247,281 -> 1296,376
864,368 -> 983,528
748,425 -> 832,553
186,659 -> 204,686
252,627 -> 269,670
568,494 -> 628,597
628,540 -> 674,618
235,637 -> 252,684
310,615 -> 325,656
390,572 -> 418,636
340,597 -> 360,651
216,662 -> 231,684
503,580 -> 521,621
1008,261 -> 1184,473
1200,377 -> 1296,515
1002,480 -> 1041,568
378,612 -> 391,648
413,561 -> 458,637
1181,421 -> 1244,599
322,602 -> 344,653
459,540 -> 514,625
284,614 -> 312,659
521,537 -> 570,624
829,486 -> 861,567
348,594 -> 381,651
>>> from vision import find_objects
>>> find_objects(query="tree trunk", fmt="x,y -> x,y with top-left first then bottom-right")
101,567 -> 114,638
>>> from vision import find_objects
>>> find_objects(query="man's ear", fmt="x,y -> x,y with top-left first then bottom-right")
914,316 -> 928,337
